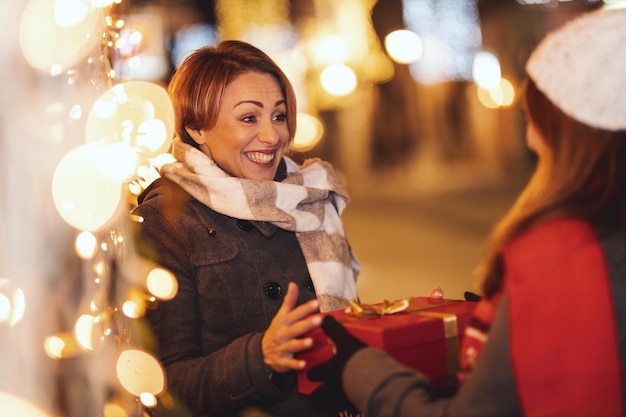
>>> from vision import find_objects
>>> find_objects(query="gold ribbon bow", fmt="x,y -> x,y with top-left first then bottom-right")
345,298 -> 412,317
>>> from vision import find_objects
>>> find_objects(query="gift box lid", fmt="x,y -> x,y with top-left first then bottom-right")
313,297 -> 476,350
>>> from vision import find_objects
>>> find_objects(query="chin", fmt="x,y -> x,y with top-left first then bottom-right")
244,171 -> 276,181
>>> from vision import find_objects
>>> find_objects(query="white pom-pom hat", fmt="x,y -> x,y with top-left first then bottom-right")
525,7 -> 626,131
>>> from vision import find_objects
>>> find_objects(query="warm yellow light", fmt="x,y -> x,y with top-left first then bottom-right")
477,86 -> 500,109
122,290 -> 146,319
75,231 -> 98,259
320,64 -> 357,97
99,142 -> 139,182
140,392 -> 158,408
0,294 -> 9,323
53,0 -> 89,28
116,349 -> 165,396
74,314 -> 95,350
0,280 -> 25,327
103,402 -> 127,417
52,144 -> 123,232
44,335 -> 65,359
495,77 -> 516,107
122,300 -> 143,319
293,113 -> 324,152
308,35 -> 351,67
146,268 -> 178,300
85,81 -> 174,160
19,0 -> 104,71
137,118 -> 167,151
92,0 -> 115,6
384,30 -> 423,64
44,332 -> 83,359
477,78 -> 516,109
0,392 -> 52,417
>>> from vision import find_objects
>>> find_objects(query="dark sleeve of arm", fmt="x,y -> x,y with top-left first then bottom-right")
133,204 -> 284,415
343,294 -> 523,417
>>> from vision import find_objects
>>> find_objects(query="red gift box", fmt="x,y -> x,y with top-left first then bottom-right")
297,297 -> 477,394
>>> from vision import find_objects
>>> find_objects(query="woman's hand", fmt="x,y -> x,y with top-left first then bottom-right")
262,282 -> 322,373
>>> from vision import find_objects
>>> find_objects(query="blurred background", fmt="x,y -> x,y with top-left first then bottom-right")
102,0 -> 608,301
1,0 -> 621,416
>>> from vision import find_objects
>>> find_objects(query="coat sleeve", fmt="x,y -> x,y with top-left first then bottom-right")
132,202 -> 287,416
342,295 -> 522,417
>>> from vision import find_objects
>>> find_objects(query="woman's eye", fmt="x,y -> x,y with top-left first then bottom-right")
273,113 -> 286,122
242,115 -> 256,122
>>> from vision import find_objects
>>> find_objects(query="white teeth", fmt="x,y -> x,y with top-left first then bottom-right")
247,152 -> 275,163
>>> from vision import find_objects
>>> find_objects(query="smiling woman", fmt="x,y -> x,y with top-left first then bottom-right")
184,71 -> 290,180
131,40 -> 360,417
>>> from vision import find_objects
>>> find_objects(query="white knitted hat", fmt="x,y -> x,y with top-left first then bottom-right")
526,7 -> 626,131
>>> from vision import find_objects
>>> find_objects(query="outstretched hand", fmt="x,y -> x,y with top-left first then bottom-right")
307,315 -> 367,413
262,282 -> 322,373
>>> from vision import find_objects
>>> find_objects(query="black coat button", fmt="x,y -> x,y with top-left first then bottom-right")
237,220 -> 253,231
264,281 -> 282,299
305,277 -> 315,292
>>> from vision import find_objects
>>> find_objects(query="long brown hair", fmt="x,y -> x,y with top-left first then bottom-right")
477,78 -> 626,298
167,40 -> 298,149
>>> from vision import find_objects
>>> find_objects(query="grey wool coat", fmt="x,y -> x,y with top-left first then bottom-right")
132,167 -> 339,417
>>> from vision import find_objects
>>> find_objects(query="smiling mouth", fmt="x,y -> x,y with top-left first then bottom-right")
246,151 -> 275,164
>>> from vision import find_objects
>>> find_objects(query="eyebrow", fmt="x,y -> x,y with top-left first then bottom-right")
233,99 -> 286,109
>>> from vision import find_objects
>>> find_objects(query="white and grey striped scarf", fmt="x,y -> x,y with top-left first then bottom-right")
161,138 -> 359,312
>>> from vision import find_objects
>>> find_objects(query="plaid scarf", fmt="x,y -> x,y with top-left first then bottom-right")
160,138 -> 359,312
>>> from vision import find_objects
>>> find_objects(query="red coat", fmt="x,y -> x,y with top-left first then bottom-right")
343,217 -> 625,417
504,218 -> 624,416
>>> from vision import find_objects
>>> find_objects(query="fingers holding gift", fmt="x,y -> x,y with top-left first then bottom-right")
262,282 -> 323,373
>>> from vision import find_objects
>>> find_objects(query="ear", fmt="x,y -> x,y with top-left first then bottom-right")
185,127 -> 207,146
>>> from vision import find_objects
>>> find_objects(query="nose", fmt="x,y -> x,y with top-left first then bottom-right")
258,118 -> 281,146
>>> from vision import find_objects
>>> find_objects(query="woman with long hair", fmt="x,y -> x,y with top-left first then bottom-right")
309,7 -> 626,416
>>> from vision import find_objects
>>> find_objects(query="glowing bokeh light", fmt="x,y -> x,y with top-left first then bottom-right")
103,402 -> 128,417
293,113 -> 324,152
116,349 -> 165,396
477,86 -> 500,109
320,64 -> 357,97
0,294 -> 9,323
149,153 -> 176,170
0,392 -> 52,417
54,0 -> 89,28
490,77 -> 516,107
122,293 -> 145,319
85,81 -> 174,159
472,51 -> 501,89
0,279 -> 26,326
385,30 -> 423,64
75,314 -> 96,350
98,142 -> 139,181
146,268 -> 178,300
308,34 -> 351,67
476,77 -> 516,109
43,330 -> 87,359
19,0 -> 104,71
140,392 -> 158,408
52,144 -> 123,232
44,335 -> 66,359
75,231 -> 98,260
92,0 -> 115,6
